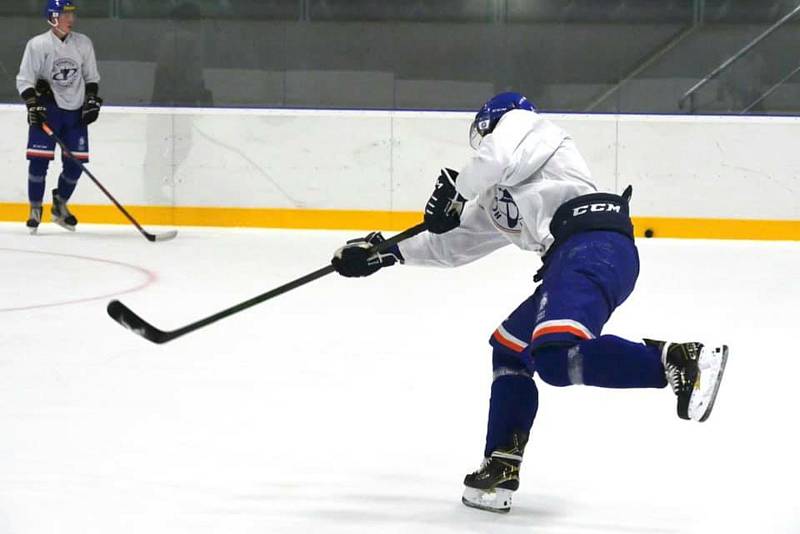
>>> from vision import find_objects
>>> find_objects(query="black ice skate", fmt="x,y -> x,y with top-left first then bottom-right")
26,204 -> 42,234
645,339 -> 728,422
462,432 -> 528,513
51,189 -> 77,231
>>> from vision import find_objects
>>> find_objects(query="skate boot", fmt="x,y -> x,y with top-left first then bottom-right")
26,204 -> 42,234
51,189 -> 77,231
462,432 -> 528,513
645,339 -> 728,422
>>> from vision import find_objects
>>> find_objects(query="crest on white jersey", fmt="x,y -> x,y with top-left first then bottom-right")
490,187 -> 522,233
51,58 -> 80,88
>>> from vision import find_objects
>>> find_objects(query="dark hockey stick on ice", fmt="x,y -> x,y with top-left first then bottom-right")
42,123 -> 178,242
107,222 -> 427,344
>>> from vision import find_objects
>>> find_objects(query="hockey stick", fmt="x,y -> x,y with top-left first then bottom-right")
42,123 -> 178,242
107,222 -> 427,344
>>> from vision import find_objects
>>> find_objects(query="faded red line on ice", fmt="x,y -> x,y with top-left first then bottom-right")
0,248 -> 157,312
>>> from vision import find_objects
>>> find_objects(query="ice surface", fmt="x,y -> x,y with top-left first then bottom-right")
0,223 -> 798,534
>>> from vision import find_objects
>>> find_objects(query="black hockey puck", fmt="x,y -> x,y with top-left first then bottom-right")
644,229 -> 654,238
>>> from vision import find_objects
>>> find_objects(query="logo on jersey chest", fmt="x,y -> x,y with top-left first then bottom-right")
490,187 -> 522,232
51,58 -> 80,88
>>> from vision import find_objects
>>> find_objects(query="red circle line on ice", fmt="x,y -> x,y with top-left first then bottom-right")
0,247 -> 157,312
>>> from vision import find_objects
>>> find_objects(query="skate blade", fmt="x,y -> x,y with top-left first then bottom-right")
28,226 -> 39,235
462,487 -> 513,513
689,345 -> 729,422
52,218 -> 76,232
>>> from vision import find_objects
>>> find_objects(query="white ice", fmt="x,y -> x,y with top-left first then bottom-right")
0,223 -> 798,534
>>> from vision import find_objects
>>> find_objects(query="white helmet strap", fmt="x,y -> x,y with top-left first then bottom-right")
48,12 -> 68,37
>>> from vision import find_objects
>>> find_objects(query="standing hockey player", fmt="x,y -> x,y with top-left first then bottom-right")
16,0 -> 102,233
331,92 -> 728,513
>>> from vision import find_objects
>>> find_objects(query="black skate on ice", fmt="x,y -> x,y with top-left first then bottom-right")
26,204 -> 42,234
51,189 -> 77,231
462,432 -> 528,513
645,339 -> 729,422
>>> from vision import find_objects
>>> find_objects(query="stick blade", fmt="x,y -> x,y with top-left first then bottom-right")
107,300 -> 170,344
147,230 -> 178,242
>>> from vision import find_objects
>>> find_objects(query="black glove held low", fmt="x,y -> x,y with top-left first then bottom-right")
424,168 -> 467,234
332,231 -> 404,278
82,93 -> 103,125
24,95 -> 47,126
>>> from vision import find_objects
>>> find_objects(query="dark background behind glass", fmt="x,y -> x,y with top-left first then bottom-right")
2,0 -> 798,114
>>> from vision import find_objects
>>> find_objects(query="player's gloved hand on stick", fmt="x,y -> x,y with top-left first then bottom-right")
23,92 -> 47,126
424,168 -> 467,234
34,79 -> 53,98
332,231 -> 404,278
81,92 -> 103,125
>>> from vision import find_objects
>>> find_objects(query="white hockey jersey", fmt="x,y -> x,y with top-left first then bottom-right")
16,30 -> 100,111
399,109 -> 597,267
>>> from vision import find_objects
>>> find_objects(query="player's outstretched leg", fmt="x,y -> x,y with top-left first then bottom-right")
645,339 -> 728,422
462,431 -> 528,513
51,188 -> 78,231
26,203 -> 42,234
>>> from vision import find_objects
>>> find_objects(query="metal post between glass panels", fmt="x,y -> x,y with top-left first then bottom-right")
679,2 -> 800,112
693,0 -> 705,25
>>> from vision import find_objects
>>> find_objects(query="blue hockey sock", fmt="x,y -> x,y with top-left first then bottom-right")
534,335 -> 667,389
28,159 -> 49,204
28,174 -> 46,204
57,160 -> 82,201
484,350 -> 539,457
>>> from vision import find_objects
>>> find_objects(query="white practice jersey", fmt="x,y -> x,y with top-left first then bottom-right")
16,30 -> 100,111
399,109 -> 597,267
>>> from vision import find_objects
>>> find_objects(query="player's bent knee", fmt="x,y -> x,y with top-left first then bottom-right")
62,160 -> 82,181
532,344 -> 576,387
492,349 -> 532,378
28,158 -> 50,177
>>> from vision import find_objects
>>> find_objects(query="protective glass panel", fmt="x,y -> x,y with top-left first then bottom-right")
1,0 -> 797,115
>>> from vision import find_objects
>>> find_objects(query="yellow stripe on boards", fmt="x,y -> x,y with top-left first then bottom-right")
0,203 -> 797,240
632,217 -> 800,241
0,203 -> 422,231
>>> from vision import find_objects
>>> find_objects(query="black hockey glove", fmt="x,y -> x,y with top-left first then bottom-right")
424,168 -> 467,234
332,231 -> 404,278
23,92 -> 47,127
81,93 -> 103,126
35,79 -> 54,99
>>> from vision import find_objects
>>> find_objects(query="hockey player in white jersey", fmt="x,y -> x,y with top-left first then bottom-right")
331,92 -> 728,513
16,0 -> 102,233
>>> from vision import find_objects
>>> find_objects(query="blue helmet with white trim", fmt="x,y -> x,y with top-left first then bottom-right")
469,92 -> 535,149
45,0 -> 76,21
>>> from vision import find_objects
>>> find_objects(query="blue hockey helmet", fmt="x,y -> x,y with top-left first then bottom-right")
45,0 -> 77,21
469,92 -> 535,149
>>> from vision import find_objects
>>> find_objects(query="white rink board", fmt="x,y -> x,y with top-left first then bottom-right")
616,115 -> 800,220
0,105 -> 798,220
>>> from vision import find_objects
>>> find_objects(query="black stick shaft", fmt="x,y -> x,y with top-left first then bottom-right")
167,264 -> 337,340
42,122 -> 164,242
109,222 -> 427,343
167,222 -> 426,337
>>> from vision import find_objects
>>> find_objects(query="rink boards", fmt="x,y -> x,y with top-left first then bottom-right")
0,106 -> 797,240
